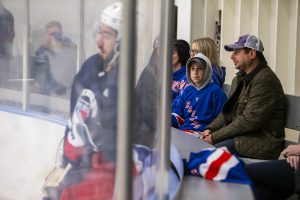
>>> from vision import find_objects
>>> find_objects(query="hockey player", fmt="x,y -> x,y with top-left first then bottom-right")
43,2 -> 122,200
63,1 -> 122,168
43,2 -> 184,199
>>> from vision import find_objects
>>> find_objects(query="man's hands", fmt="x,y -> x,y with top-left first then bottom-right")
282,144 -> 300,157
287,155 -> 299,170
200,129 -> 213,145
282,144 -> 300,170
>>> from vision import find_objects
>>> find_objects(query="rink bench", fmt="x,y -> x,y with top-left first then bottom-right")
284,94 -> 300,144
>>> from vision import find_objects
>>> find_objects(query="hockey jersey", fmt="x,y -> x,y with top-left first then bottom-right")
63,53 -> 119,166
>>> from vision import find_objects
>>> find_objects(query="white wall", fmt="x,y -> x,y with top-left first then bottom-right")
179,0 -> 300,96
175,0 -> 192,42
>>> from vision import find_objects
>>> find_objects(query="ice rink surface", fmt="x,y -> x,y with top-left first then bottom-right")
0,110 -> 65,200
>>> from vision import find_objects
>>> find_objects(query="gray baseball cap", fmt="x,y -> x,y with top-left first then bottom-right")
224,34 -> 264,52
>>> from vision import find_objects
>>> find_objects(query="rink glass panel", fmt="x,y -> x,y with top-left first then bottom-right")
0,0 -> 165,199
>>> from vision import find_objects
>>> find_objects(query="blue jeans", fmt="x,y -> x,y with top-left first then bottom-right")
214,138 -> 238,155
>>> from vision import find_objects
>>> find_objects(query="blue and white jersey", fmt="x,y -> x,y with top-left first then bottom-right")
172,82 -> 227,132
171,53 -> 227,133
172,67 -> 189,106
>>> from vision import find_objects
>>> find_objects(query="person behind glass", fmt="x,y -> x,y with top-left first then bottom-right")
171,53 -> 227,137
31,21 -> 76,96
200,34 -> 286,160
246,144 -> 300,199
63,3 -> 123,163
134,36 -> 160,148
190,37 -> 226,87
171,39 -> 190,106
0,1 -> 14,87
134,37 -> 184,199
44,3 -> 123,199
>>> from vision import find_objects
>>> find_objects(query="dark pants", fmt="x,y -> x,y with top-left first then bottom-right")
246,159 -> 295,200
214,138 -> 239,155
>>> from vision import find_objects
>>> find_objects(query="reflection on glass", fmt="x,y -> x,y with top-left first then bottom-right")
30,20 -> 77,96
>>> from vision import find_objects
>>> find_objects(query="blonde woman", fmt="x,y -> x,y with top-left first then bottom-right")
190,37 -> 226,87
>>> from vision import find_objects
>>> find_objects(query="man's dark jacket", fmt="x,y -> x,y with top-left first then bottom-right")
207,62 -> 286,159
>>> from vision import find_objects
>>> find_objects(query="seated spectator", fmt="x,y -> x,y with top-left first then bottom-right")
134,36 -> 161,148
201,34 -> 286,160
31,20 -> 77,96
171,39 -> 190,106
246,144 -> 300,199
190,37 -> 226,87
171,53 -> 227,136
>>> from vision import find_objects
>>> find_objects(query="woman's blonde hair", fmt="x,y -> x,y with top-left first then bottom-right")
192,37 -> 220,67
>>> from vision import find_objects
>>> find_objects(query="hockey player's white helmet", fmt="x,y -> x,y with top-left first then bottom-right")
95,2 -> 122,41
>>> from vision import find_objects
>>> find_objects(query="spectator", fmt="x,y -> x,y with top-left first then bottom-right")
0,1 -> 14,87
171,39 -> 190,105
201,34 -> 286,160
134,36 -> 184,199
134,36 -> 161,148
190,37 -> 226,87
171,53 -> 227,136
31,20 -> 77,96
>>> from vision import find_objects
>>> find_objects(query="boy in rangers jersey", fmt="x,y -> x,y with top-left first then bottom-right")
171,53 -> 227,137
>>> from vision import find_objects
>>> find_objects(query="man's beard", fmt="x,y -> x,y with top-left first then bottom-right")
103,51 -> 119,72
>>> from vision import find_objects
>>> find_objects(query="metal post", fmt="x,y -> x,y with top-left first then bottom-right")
157,0 -> 174,199
22,0 -> 30,111
76,0 -> 84,72
116,0 -> 136,200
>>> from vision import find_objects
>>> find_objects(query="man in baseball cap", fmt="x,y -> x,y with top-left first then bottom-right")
201,33 -> 286,161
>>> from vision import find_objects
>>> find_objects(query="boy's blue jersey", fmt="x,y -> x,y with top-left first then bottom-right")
172,65 -> 226,107
171,82 -> 227,132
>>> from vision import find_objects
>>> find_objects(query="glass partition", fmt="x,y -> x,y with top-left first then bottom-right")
0,0 -> 177,199
132,0 -> 162,198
